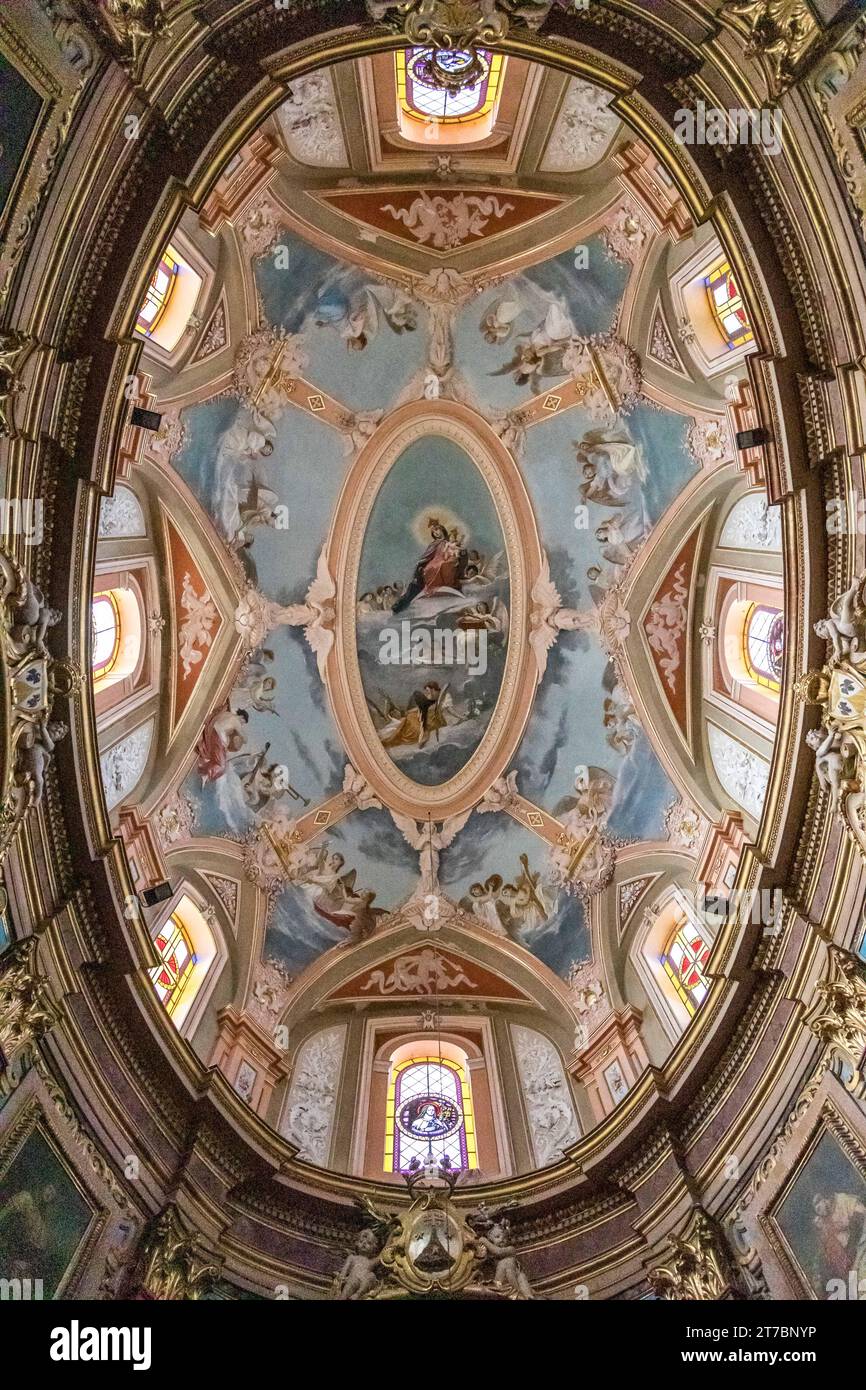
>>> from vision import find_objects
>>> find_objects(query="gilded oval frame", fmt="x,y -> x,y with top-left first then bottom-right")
325,400 -> 543,819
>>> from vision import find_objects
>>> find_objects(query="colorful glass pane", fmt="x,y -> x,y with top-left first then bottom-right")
396,48 -> 504,126
384,1055 -> 477,1174
91,591 -> 120,676
135,246 -> 180,339
150,914 -> 195,1017
662,917 -> 711,1016
706,260 -> 754,350
744,603 -> 784,691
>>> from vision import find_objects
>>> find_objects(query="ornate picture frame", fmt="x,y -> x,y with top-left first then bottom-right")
732,1071 -> 866,1300
0,1065 -> 140,1298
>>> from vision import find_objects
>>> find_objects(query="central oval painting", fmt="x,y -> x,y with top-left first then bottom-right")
356,436 -> 510,788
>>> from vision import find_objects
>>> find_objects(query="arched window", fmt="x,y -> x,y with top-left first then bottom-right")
706,260 -> 753,350
134,242 -> 203,352
148,894 -> 219,1032
662,916 -> 711,1016
396,48 -> 505,143
635,893 -> 715,1042
91,585 -> 143,690
151,914 -> 196,1018
384,1052 -> 477,1174
91,591 -> 121,677
743,603 -> 784,691
721,594 -> 784,702
135,245 -> 180,338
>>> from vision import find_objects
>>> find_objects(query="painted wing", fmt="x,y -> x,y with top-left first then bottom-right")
432,807 -> 474,850
530,554 -> 562,614
306,548 -> 336,609
390,810 -> 425,851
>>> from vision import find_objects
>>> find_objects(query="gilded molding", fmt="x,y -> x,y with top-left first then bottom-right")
0,330 -> 32,440
648,1208 -> 746,1301
133,1205 -> 221,1300
808,946 -> 866,1090
720,0 -> 820,97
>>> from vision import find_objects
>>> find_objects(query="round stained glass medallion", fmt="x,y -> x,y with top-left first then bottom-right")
396,1094 -> 463,1141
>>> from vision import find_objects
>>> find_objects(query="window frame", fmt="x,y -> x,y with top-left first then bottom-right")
705,259 -> 754,351
383,1052 -> 478,1175
134,246 -> 181,340
91,589 -> 122,678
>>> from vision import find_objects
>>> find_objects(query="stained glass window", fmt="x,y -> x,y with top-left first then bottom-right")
706,260 -> 754,349
135,245 -> 180,338
150,914 -> 196,1018
662,917 -> 711,1015
396,47 -> 504,125
384,1054 -> 477,1174
91,591 -> 121,676
744,603 -> 784,692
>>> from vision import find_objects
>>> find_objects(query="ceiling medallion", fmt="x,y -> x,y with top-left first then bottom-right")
367,2 -> 557,88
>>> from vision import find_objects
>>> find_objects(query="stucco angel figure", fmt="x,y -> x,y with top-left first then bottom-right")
478,770 -> 519,814
814,577 -> 866,664
806,725 -> 859,807
234,549 -> 335,676
390,808 -> 475,895
343,408 -> 383,457
343,763 -> 382,813
468,1203 -> 535,1299
0,550 -> 61,659
334,1227 -> 384,1301
529,554 -> 594,682
12,717 -> 68,810
489,408 -> 526,462
334,1198 -> 399,1300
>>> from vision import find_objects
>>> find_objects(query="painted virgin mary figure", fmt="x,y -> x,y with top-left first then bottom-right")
392,518 -> 468,613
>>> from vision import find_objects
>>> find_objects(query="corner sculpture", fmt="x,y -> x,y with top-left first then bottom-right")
801,575 -> 866,854
0,546 -> 78,864
366,1 -> 559,50
333,1159 -> 539,1298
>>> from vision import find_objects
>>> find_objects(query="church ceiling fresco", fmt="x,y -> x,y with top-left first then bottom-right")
163,213 -> 710,981
7,0 -> 865,1317
311,187 -> 570,252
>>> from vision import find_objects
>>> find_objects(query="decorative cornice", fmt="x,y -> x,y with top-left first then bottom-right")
0,0 -> 861,1296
